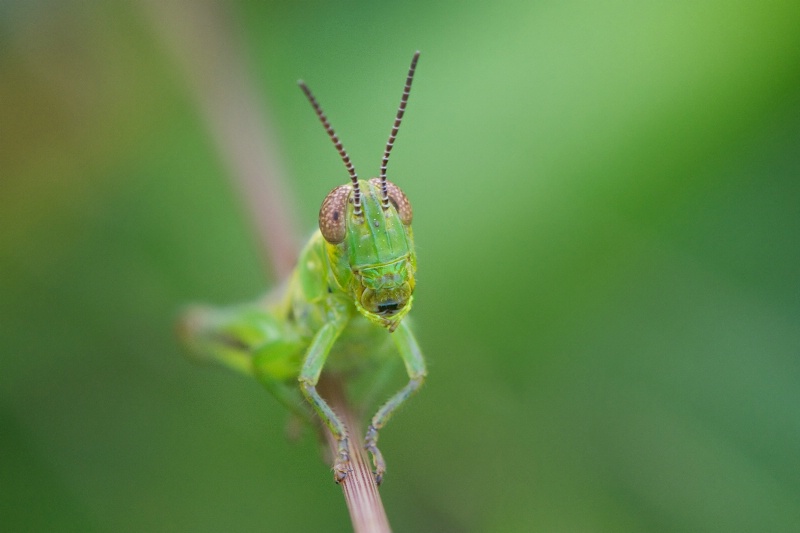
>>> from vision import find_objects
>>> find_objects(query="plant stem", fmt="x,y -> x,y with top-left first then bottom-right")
144,0 -> 301,279
318,375 -> 392,533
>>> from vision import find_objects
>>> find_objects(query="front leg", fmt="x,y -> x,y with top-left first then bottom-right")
298,319 -> 350,482
365,320 -> 427,485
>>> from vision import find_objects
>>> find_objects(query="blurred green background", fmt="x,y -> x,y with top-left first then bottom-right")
2,1 -> 800,531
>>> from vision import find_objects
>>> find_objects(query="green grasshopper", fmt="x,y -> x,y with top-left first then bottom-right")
179,52 -> 426,484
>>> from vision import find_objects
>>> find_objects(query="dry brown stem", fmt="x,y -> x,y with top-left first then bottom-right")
144,0 -> 300,279
319,375 -> 392,533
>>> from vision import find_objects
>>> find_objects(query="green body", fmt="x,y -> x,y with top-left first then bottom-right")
180,179 -> 426,483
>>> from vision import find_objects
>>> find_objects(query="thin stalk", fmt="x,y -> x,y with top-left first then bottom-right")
144,0 -> 300,279
319,375 -> 392,533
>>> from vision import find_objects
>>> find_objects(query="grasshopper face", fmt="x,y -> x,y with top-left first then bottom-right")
301,51 -> 421,332
319,178 -> 415,331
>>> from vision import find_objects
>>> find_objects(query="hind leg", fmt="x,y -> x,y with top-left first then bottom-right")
178,303 -> 312,424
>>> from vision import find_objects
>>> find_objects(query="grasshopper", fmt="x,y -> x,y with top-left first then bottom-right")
179,52 -> 426,484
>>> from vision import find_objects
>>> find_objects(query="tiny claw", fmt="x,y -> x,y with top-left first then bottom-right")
332,437 -> 350,483
333,465 -> 349,484
333,454 -> 350,483
364,425 -> 387,484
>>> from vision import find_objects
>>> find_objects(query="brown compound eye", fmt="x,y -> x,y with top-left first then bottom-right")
319,185 -> 352,243
369,178 -> 413,225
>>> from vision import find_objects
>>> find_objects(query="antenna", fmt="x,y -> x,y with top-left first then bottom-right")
298,80 -> 362,216
379,51 -> 420,209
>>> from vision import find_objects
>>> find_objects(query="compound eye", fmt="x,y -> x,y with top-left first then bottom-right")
319,185 -> 351,243
369,178 -> 413,225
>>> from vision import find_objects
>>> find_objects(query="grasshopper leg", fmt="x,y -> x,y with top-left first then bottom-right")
298,320 -> 351,482
179,304 -> 313,426
365,320 -> 426,484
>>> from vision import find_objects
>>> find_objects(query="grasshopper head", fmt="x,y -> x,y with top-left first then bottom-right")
300,52 -> 422,332
319,178 -> 415,331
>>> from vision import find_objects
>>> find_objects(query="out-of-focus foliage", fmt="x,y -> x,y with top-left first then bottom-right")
1,1 -> 799,531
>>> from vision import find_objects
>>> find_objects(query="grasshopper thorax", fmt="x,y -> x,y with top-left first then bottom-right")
300,52 -> 421,331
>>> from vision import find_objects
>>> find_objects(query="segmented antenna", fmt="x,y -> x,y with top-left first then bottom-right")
298,80 -> 362,216
379,51 -> 420,209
